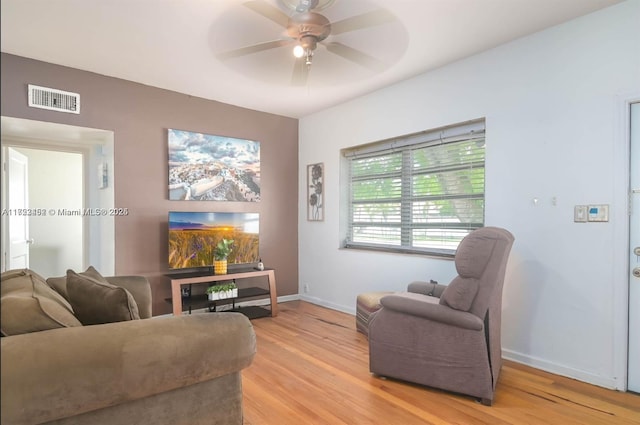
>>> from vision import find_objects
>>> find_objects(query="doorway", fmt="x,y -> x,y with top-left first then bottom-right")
1,117 -> 115,276
5,147 -> 30,269
17,147 -> 84,277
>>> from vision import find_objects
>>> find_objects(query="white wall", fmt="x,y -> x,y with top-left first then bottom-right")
298,0 -> 640,390
17,147 -> 83,277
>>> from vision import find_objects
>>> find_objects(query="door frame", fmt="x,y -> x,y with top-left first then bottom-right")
0,117 -> 115,276
613,92 -> 640,391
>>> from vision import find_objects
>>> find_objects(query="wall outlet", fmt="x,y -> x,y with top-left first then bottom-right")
304,284 -> 310,293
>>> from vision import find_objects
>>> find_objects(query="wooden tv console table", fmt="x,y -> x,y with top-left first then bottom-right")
168,268 -> 278,317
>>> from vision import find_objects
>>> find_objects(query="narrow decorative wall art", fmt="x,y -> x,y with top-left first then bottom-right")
168,129 -> 260,201
307,163 -> 324,221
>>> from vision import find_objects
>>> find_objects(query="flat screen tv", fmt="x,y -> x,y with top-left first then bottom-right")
168,212 -> 259,270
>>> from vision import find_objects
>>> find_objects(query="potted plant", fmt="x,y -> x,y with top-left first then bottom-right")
213,238 -> 234,274
206,281 -> 238,301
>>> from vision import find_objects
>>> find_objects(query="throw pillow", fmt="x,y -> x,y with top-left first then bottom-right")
439,277 -> 479,312
46,265 -> 110,302
66,269 -> 140,325
1,269 -> 82,336
80,265 -> 109,283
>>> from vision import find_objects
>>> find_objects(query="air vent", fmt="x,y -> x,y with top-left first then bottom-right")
28,84 -> 80,114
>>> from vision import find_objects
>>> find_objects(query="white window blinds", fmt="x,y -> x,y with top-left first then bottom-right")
344,119 -> 485,256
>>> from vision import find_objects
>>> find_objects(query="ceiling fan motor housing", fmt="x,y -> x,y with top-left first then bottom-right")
287,12 -> 332,49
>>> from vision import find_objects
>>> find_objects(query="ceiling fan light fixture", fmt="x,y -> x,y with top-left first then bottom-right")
293,44 -> 305,58
293,34 -> 318,59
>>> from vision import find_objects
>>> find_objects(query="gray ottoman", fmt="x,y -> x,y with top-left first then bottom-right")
356,291 -> 393,337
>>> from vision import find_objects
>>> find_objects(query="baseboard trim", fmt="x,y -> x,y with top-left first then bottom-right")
502,349 -> 620,390
299,295 -> 356,315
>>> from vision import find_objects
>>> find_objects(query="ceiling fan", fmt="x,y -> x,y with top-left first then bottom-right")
216,0 -> 398,85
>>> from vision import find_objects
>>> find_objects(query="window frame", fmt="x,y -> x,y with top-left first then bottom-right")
342,119 -> 486,257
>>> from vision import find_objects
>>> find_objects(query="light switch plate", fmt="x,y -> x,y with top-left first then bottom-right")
574,205 -> 587,222
587,204 -> 609,222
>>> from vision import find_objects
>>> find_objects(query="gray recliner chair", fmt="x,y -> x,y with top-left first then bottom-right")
368,227 -> 515,405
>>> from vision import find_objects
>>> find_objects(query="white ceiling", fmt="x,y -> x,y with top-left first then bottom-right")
1,0 -> 622,119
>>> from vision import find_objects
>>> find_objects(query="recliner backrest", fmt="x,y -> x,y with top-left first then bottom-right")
453,227 -> 515,319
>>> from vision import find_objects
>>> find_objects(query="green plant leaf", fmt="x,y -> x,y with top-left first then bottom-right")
214,238 -> 235,260
206,281 -> 238,293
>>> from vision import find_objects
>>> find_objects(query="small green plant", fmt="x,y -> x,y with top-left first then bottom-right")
214,238 -> 234,261
206,281 -> 237,294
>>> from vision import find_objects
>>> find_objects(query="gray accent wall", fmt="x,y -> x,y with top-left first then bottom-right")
1,53 -> 299,315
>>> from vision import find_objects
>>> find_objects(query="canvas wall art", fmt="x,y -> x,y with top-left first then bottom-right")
307,163 -> 324,221
168,129 -> 260,201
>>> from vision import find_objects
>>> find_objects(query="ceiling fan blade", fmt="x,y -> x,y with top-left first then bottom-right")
291,59 -> 310,86
217,39 -> 293,60
243,0 -> 291,28
330,9 -> 396,35
324,42 -> 386,71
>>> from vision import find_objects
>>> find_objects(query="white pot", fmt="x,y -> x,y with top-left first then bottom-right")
207,288 -> 238,301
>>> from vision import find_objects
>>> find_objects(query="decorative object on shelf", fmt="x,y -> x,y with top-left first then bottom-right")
214,238 -> 234,274
206,281 -> 238,301
181,285 -> 192,298
256,258 -> 264,271
307,162 -> 324,221
168,129 -> 261,202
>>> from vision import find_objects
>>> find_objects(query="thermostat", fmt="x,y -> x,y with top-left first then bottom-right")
587,204 -> 609,222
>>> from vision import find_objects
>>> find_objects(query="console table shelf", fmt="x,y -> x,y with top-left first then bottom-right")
165,268 -> 277,318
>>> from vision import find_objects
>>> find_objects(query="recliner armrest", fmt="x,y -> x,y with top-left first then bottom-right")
407,281 -> 447,298
380,292 -> 483,330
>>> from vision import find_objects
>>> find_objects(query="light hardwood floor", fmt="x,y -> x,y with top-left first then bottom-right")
241,301 -> 640,425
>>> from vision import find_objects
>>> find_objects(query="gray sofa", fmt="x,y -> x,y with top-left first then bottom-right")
1,268 -> 256,425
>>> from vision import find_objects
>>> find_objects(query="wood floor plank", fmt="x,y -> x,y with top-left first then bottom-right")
242,301 -> 640,424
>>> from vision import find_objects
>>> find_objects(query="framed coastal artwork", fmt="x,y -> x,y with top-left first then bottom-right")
307,162 -> 324,221
168,129 -> 260,201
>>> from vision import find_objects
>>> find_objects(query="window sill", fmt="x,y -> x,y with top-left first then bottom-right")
342,244 -> 455,260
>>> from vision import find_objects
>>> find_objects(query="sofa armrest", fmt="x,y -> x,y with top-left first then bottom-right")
407,281 -> 447,298
1,313 -> 256,425
105,275 -> 152,319
380,292 -> 483,330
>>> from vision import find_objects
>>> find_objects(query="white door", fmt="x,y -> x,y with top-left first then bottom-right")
6,147 -> 31,269
629,102 -> 640,393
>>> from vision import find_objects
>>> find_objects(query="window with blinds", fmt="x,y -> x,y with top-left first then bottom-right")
343,120 -> 485,256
